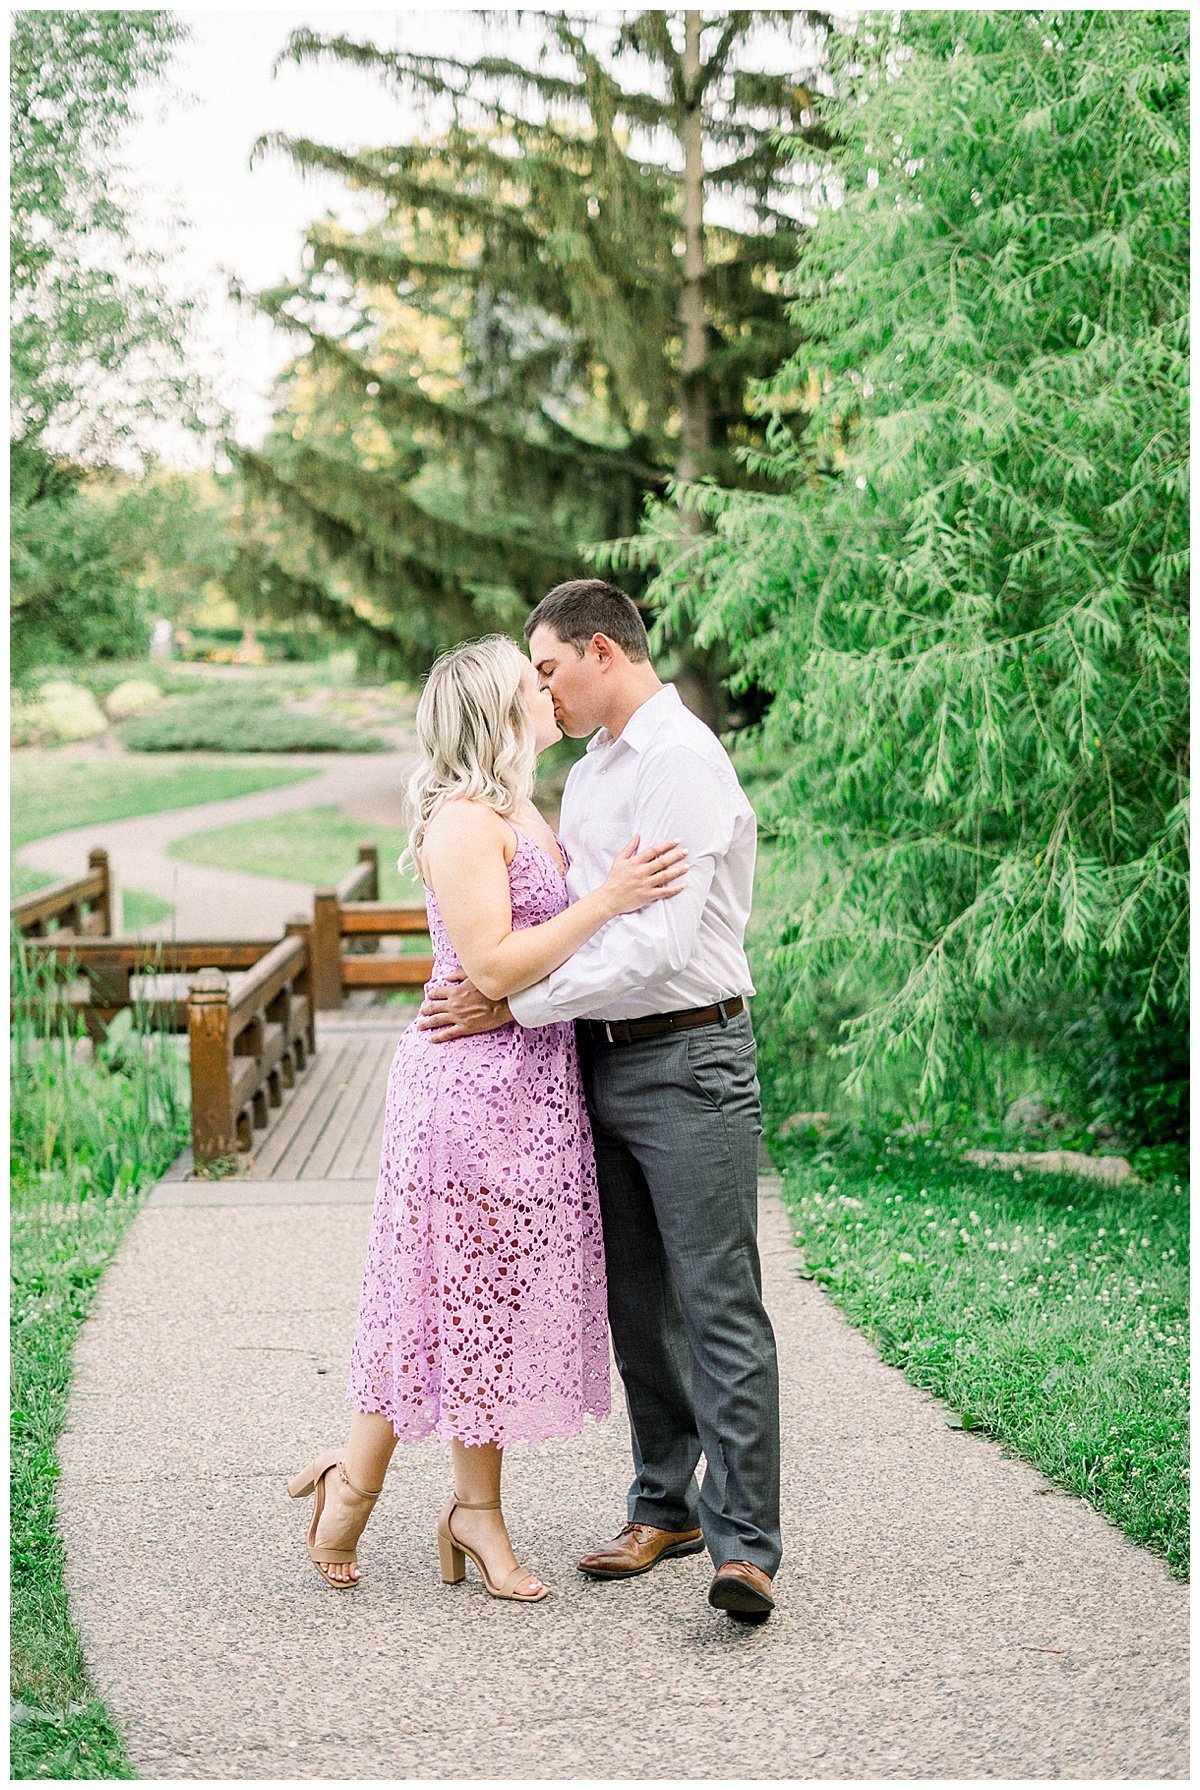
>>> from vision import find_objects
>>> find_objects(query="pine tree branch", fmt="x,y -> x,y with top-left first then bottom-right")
239,442 -> 567,589
275,28 -> 672,132
223,544 -> 419,650
302,330 -> 667,488
252,133 -> 544,249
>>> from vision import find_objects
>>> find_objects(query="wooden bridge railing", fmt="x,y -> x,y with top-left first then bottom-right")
311,844 -> 434,1009
188,924 -> 316,1163
12,839 -> 430,1169
11,847 -> 112,938
17,936 -> 281,1038
14,929 -> 316,1169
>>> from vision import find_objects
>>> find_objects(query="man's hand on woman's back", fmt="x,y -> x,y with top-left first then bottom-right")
417,970 -> 512,1041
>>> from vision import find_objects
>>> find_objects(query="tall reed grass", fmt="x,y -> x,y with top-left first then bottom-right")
11,932 -> 189,1205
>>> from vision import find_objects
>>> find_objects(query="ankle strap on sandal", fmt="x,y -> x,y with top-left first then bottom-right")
338,1461 -> 383,1500
451,1493 -> 501,1510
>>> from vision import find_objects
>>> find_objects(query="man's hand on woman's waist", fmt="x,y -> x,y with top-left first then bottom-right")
417,970 -> 512,1040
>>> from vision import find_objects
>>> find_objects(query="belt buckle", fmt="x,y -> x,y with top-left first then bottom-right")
603,1020 -> 615,1045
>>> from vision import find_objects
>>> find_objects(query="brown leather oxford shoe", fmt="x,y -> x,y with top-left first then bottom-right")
578,1521 -> 705,1580
708,1559 -> 775,1623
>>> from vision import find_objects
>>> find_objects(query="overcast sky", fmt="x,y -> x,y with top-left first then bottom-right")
116,5 -> 825,468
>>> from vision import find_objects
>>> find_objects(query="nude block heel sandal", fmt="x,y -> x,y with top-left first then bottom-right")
437,1493 -> 550,1602
287,1449 -> 382,1589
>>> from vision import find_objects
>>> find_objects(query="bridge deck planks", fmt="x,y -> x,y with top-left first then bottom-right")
244,1009 -> 407,1182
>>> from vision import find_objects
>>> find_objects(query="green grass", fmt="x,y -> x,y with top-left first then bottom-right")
11,751 -> 320,850
122,888 -> 173,931
769,1131 -> 1189,1575
11,944 -> 191,1776
168,804 -> 423,902
10,871 -> 175,932
117,691 -> 387,754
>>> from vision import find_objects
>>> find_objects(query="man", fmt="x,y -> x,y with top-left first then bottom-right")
418,579 -> 781,1622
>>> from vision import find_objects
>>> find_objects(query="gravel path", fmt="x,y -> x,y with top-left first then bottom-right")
14,750 -> 416,939
57,1166 -> 1187,1779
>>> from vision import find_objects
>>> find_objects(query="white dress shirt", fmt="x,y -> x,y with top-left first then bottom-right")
509,683 -> 757,1026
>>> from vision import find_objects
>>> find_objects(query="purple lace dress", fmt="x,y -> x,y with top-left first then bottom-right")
346,829 -> 610,1447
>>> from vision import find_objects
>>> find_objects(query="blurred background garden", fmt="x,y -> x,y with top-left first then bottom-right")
10,8 -> 1188,1775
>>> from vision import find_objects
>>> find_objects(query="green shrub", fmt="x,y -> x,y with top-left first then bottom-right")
116,691 -> 386,753
12,681 -> 108,746
102,678 -> 163,721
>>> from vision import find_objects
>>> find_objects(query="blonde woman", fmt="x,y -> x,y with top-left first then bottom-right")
287,635 -> 687,1600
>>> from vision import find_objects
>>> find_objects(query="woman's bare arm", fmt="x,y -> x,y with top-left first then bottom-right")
421,800 -> 686,1002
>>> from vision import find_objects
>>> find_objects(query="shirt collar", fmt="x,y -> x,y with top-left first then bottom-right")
587,683 -> 680,756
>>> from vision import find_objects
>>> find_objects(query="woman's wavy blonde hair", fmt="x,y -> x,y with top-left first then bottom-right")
401,634 -> 536,879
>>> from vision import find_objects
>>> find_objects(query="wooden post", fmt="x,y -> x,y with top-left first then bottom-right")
311,888 -> 343,1010
89,847 -> 112,936
188,968 -> 235,1167
285,914 -> 317,1058
357,844 -> 379,900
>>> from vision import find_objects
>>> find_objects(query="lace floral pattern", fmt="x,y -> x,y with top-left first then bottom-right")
347,832 -> 611,1447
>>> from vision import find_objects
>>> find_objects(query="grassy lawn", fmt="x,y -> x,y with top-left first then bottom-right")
770,1132 -> 1189,1576
122,889 -> 173,930
10,751 -> 320,849
11,868 -> 176,933
12,1193 -> 150,1777
11,950 -> 191,1776
168,804 -> 423,902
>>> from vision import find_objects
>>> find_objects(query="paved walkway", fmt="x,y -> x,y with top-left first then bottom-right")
15,749 -> 416,939
58,1147 -> 1187,1778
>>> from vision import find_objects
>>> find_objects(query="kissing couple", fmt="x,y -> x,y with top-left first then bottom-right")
288,577 -> 782,1623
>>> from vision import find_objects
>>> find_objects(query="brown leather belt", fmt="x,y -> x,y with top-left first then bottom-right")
582,996 -> 745,1048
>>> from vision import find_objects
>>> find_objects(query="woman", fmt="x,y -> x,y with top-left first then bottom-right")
287,635 -> 687,1600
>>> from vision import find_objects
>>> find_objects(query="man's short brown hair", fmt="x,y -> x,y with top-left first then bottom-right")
524,579 -> 649,662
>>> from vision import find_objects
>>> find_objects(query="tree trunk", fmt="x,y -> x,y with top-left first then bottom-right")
674,9 -> 724,730
678,9 -> 710,489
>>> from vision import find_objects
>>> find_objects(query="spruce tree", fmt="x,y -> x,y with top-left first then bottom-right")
228,11 -> 831,710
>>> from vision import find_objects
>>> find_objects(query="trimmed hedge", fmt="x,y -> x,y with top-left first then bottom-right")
117,693 -> 386,754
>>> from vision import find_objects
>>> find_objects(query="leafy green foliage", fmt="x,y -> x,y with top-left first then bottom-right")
11,479 -> 153,689
621,11 -> 1188,1122
116,688 -> 388,753
10,12 -> 227,690
772,1133 -> 1189,1575
10,10 -> 217,463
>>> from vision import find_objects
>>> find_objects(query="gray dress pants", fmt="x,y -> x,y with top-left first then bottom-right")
577,1005 -> 782,1575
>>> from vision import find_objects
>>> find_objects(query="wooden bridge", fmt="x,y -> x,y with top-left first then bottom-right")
12,845 -> 428,1179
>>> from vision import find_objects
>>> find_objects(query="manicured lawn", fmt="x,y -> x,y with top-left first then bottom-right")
10,750 -> 320,849
168,804 -> 423,902
771,1133 -> 1189,1576
122,888 -> 174,930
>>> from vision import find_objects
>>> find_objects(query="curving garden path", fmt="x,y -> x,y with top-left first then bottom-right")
14,748 -> 417,940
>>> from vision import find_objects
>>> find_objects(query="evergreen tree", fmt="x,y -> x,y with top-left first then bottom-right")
230,11 -> 831,709
615,11 -> 1189,1129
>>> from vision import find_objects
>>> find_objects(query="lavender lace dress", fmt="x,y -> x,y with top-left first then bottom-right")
346,828 -> 610,1447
